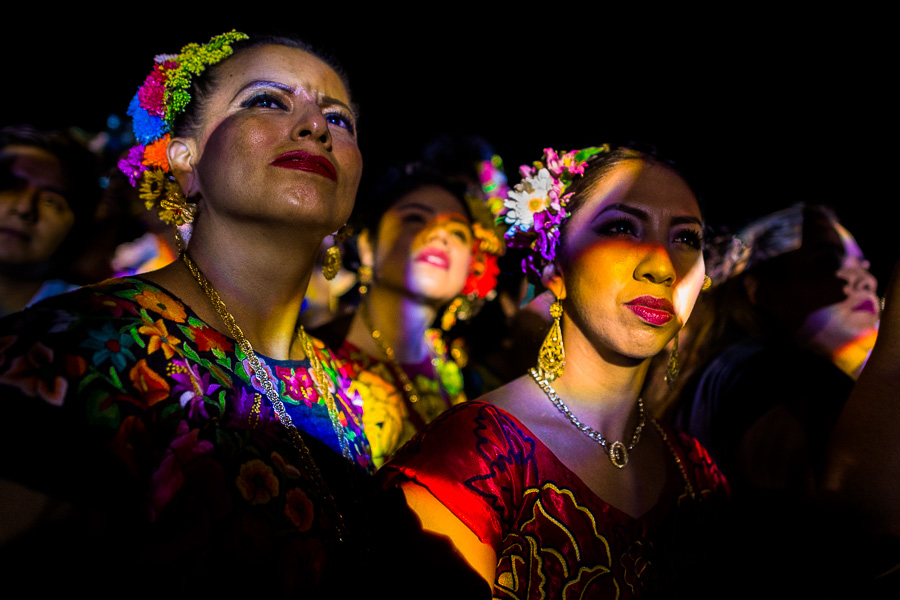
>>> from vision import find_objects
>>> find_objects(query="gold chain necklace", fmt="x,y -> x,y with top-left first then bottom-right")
181,251 -> 349,540
529,367 -> 646,469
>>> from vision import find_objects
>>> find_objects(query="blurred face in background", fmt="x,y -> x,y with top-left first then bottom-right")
0,145 -> 75,271
754,211 -> 879,369
370,184 -> 473,305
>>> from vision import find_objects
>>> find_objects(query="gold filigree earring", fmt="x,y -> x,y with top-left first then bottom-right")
537,297 -> 566,381
322,226 -> 351,281
702,275 -> 712,291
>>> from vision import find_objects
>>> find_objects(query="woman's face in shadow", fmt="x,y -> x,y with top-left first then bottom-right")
755,212 -> 879,353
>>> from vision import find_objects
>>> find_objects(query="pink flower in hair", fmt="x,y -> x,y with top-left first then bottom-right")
138,64 -> 171,117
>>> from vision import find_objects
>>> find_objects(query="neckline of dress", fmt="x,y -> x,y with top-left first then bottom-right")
468,400 -> 692,523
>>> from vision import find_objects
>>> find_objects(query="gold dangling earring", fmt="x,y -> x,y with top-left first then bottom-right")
665,334 -> 679,388
322,226 -> 351,281
702,275 -> 712,291
537,297 -> 566,381
357,265 -> 373,295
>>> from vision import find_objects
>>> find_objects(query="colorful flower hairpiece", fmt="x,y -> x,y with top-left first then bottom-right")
117,30 -> 248,225
499,145 -> 609,277
457,154 -> 511,301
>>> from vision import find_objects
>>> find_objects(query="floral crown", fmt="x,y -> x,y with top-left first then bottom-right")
117,30 -> 249,226
438,154 -> 510,330
459,154 -> 509,299
499,145 -> 609,277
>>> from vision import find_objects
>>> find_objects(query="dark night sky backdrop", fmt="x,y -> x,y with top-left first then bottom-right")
2,9 -> 895,287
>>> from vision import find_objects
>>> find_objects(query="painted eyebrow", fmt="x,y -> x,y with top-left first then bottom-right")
231,80 -> 355,116
594,203 -> 702,227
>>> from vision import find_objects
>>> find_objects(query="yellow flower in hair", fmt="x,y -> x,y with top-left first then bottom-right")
139,170 -> 168,207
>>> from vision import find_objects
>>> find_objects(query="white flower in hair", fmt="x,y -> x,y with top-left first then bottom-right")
503,168 -> 556,232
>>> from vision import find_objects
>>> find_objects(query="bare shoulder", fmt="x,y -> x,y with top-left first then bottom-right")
474,374 -> 557,438
476,374 -> 536,413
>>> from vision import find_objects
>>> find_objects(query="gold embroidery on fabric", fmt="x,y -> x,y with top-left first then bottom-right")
561,566 -> 617,599
521,484 -> 611,561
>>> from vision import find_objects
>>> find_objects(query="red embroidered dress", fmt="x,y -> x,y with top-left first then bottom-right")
381,401 -> 730,599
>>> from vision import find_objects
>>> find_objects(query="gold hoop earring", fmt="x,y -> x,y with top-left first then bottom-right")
322,226 -> 351,281
665,334 -> 679,388
357,265 -> 373,295
537,297 -> 566,381
701,275 -> 712,291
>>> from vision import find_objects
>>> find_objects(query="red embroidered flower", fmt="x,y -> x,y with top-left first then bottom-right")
192,325 -> 233,353
284,487 -> 315,531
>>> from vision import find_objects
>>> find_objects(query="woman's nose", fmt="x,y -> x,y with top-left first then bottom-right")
427,225 -> 450,245
635,244 -> 676,286
845,257 -> 878,294
292,103 -> 332,150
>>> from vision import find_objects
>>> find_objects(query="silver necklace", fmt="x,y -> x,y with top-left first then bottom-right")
529,367 -> 645,469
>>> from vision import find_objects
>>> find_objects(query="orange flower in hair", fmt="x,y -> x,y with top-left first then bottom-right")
142,134 -> 171,172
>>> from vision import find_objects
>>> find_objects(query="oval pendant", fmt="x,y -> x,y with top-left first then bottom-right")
608,441 -> 629,469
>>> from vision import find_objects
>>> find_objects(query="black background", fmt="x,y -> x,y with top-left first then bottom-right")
2,9 -> 895,287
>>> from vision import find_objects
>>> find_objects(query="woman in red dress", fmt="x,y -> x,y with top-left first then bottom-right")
381,144 -> 731,598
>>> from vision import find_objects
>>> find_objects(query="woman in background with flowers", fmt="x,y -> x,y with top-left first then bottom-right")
319,161 -> 505,468
380,144 -> 730,598
0,31 -> 486,597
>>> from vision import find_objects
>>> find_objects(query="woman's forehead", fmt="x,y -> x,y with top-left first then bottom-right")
214,45 -> 350,103
583,160 -> 701,221
392,185 -> 467,216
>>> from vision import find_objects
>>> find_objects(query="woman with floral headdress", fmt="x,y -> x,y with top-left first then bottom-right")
317,156 -> 506,469
380,145 -> 731,598
0,31 -> 486,597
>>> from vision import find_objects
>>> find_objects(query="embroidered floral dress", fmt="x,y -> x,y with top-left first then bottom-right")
381,401 -> 731,599
0,277 -> 373,595
334,329 -> 465,469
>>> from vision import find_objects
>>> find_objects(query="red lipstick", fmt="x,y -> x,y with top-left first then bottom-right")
626,295 -> 675,326
853,299 -> 878,315
416,248 -> 450,270
270,150 -> 336,181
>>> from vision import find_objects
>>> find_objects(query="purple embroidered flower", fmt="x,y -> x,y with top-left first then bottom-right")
149,420 -> 214,519
170,359 -> 221,420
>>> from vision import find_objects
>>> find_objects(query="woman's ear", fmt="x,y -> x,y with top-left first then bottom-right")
540,262 -> 567,300
167,137 -> 199,197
